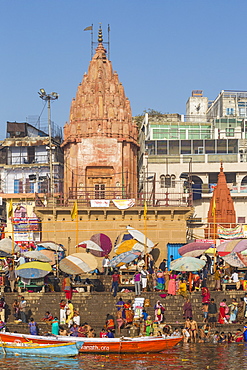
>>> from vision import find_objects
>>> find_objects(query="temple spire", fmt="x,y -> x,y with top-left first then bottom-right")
205,162 -> 236,238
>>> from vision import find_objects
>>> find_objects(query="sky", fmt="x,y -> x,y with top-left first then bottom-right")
0,0 -> 246,139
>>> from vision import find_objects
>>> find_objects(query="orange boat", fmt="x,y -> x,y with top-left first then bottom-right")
0,332 -> 182,354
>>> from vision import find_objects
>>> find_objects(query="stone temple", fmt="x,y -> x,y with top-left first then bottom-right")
62,28 -> 139,201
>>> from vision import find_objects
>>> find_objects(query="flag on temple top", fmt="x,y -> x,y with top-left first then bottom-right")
71,201 -> 78,221
8,199 -> 13,218
211,195 -> 216,217
84,26 -> 93,31
144,200 -> 147,220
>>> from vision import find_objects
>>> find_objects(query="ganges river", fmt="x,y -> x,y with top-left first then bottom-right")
0,343 -> 247,370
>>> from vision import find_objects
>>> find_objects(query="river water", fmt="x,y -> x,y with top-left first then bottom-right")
0,342 -> 246,369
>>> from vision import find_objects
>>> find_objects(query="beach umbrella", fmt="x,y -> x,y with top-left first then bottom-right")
0,251 -> 12,258
36,241 -> 65,252
126,226 -> 154,251
38,249 -> 56,265
114,232 -> 133,247
23,250 -> 52,263
59,253 -> 98,275
109,250 -> 141,268
90,233 -> 112,257
170,256 -> 205,272
76,240 -> 103,252
114,239 -> 145,255
15,261 -> 52,279
217,239 -> 247,256
178,242 -> 213,257
0,238 -> 20,254
222,252 -> 247,268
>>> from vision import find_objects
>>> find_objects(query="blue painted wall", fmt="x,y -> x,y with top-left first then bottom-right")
167,243 -> 185,270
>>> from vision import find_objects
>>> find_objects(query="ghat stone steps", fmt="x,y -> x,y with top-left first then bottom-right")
1,288 -> 245,337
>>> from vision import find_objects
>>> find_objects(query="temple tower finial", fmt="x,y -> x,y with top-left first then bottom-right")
98,24 -> 103,44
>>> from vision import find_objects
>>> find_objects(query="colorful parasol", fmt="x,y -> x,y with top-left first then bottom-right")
90,234 -> 112,257
109,250 -> 141,268
36,241 -> 65,252
15,261 -> 52,279
222,252 -> 247,268
217,239 -> 247,256
59,253 -> 98,275
0,238 -> 20,254
178,242 -> 213,257
126,226 -> 154,250
38,249 -> 56,265
76,240 -> 103,252
114,239 -> 145,255
170,256 -> 206,272
23,250 -> 52,262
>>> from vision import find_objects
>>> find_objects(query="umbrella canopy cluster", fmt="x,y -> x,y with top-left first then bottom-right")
170,256 -> 206,272
109,227 -> 156,268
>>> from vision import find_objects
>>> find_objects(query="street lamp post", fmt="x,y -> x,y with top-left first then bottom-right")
38,89 -> 59,196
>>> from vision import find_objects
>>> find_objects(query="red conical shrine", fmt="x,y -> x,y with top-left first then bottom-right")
206,162 -> 236,238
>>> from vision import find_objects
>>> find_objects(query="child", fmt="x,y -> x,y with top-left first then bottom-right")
202,302 -> 209,323
182,327 -> 190,343
28,317 -> 37,335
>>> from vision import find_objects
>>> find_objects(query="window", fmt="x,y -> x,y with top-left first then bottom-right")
226,128 -> 235,137
165,175 -> 171,188
238,217 -> 245,224
171,174 -> 176,188
226,108 -> 234,115
95,184 -> 105,199
14,179 -> 19,193
160,175 -> 165,188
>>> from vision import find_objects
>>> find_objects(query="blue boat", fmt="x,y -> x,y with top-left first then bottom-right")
0,341 -> 84,357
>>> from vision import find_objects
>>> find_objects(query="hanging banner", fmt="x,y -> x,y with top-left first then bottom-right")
90,200 -> 110,207
217,224 -> 244,239
112,199 -> 135,210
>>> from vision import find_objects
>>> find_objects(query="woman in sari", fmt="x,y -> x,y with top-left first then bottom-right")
164,268 -> 170,292
168,272 -> 177,295
154,301 -> 165,324
229,298 -> 238,323
124,300 -> 133,326
178,279 -> 188,298
145,315 -> 153,336
201,287 -> 210,304
218,299 -> 229,324
105,313 -> 115,332
156,269 -> 165,291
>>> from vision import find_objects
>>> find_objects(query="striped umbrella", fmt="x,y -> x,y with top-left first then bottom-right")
114,239 -> 145,255
217,239 -> 247,256
109,250 -> 141,268
16,261 -> 52,279
179,242 -> 213,257
222,252 -> 247,268
59,253 -> 98,275
76,240 -> 103,252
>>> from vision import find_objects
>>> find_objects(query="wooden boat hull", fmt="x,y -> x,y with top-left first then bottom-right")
0,341 -> 83,357
0,332 -> 182,353
79,336 -> 182,353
